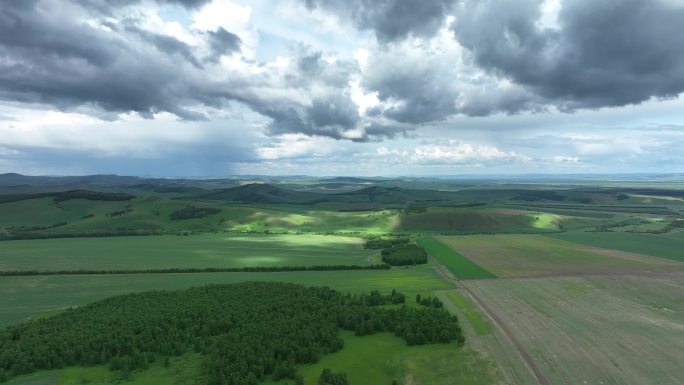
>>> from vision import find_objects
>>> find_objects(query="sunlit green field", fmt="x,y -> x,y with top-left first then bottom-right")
0,234 -> 375,272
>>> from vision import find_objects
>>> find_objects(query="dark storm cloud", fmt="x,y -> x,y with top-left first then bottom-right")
223,51 -> 370,141
76,0 -> 211,12
123,24 -> 203,68
206,27 -> 242,62
0,1 -> 401,140
452,0 -> 684,110
304,0 -> 455,42
0,1 -> 211,120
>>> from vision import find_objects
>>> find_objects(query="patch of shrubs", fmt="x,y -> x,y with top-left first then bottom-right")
381,243 -> 428,266
318,369 -> 349,385
415,294 -> 444,308
106,208 -> 132,217
365,238 -> 428,266
0,282 -> 463,384
169,206 -> 221,221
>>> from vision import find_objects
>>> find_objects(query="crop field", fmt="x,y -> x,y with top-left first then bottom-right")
416,237 -> 495,279
463,276 -> 684,385
549,231 -> 684,262
0,266 -> 450,327
438,234 -> 684,277
0,234 -> 375,272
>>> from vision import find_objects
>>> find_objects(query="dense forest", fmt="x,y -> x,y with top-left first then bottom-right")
0,282 -> 462,384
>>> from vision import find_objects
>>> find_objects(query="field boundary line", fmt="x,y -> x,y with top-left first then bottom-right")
428,255 -> 551,385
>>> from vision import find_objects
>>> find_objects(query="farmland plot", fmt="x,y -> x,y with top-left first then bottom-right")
438,234 -> 684,277
464,276 -> 684,385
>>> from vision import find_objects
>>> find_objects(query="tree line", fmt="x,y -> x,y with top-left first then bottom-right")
0,264 -> 391,277
169,206 -> 222,221
0,282 -> 463,384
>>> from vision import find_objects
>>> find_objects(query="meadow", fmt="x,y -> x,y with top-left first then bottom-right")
0,266 -> 450,327
463,276 -> 684,385
437,234 -> 684,277
0,234 -> 374,272
5,332 -> 501,385
416,237 -> 495,279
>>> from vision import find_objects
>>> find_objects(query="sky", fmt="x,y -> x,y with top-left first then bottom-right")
1,0 -> 684,177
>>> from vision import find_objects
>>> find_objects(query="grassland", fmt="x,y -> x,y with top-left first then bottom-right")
6,332 -> 500,385
438,234 -> 684,277
417,237 -> 496,279
0,194 -> 598,238
5,353 -> 203,385
264,331 -> 500,385
0,234 -> 374,272
463,276 -> 684,385
549,231 -> 684,262
440,290 -> 493,336
0,266 -> 450,327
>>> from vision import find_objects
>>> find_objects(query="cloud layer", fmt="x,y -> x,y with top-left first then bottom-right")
1,0 -> 684,175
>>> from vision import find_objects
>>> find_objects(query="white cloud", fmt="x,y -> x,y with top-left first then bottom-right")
255,134 -> 343,160
191,0 -> 252,32
411,141 -> 530,164
547,155 -> 580,163
374,140 -> 531,166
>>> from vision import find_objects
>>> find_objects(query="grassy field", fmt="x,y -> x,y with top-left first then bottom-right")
440,290 -> 493,336
5,353 -> 203,385
0,266 -> 450,327
549,231 -> 684,262
264,331 -> 500,385
6,332 -> 500,385
417,237 -> 496,279
0,234 -> 375,271
464,276 -> 684,385
438,234 -> 684,277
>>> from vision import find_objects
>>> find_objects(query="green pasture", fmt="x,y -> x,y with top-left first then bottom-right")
0,266 -> 450,327
440,290 -> 493,336
267,331 -> 500,385
416,237 -> 496,279
438,234 -> 684,277
0,234 -> 374,272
